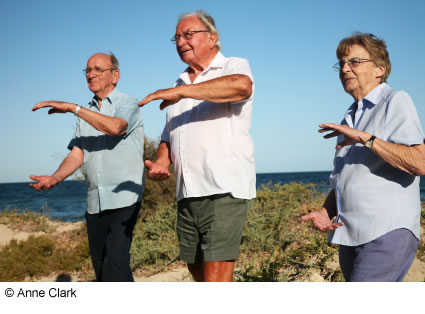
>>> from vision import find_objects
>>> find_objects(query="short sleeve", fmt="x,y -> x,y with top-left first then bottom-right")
385,91 -> 424,145
160,120 -> 170,143
114,95 -> 142,136
67,119 -> 82,151
223,58 -> 254,83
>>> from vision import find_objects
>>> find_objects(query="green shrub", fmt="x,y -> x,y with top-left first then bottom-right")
0,226 -> 91,281
130,202 -> 179,271
236,182 -> 343,282
0,208 -> 56,233
241,182 -> 320,254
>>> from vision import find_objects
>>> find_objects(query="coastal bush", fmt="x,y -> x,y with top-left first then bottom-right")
241,182 -> 320,253
130,202 -> 179,271
127,181 -> 342,282
236,182 -> 343,282
0,208 -> 56,233
0,225 -> 91,281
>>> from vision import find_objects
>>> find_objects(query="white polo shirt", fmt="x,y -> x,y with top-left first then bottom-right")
161,52 -> 256,201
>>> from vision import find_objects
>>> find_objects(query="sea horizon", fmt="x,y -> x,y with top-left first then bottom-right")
1,171 -> 424,222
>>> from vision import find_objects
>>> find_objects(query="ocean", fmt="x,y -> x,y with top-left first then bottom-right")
1,171 -> 424,222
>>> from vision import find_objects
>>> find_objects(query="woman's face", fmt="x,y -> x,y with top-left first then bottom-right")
339,44 -> 385,101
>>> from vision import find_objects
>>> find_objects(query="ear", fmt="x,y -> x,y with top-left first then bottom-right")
208,33 -> 217,49
375,65 -> 385,79
112,69 -> 120,85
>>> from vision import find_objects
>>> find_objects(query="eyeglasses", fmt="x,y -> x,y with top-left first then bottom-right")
83,67 -> 113,76
333,58 -> 374,71
171,30 -> 209,44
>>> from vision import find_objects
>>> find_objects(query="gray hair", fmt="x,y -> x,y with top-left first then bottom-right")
108,52 -> 120,71
178,10 -> 221,51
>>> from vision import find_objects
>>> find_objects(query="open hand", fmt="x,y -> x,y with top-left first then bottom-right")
145,160 -> 171,181
319,123 -> 370,149
32,101 -> 76,115
29,175 -> 60,191
138,88 -> 183,110
301,208 -> 344,232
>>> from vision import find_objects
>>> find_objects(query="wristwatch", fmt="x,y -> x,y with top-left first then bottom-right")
364,135 -> 376,149
74,105 -> 81,117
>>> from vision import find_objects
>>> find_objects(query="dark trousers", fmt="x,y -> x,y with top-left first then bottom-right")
339,228 -> 419,282
85,202 -> 141,282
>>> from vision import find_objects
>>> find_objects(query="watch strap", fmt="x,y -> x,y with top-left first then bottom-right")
74,105 -> 81,117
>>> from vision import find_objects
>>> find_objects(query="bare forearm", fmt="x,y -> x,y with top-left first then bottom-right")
77,106 -> 127,136
52,148 -> 84,182
178,74 -> 252,103
155,141 -> 172,168
370,138 -> 425,176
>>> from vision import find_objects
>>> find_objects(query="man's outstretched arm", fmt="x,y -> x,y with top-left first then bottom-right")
30,146 -> 84,191
138,74 -> 253,110
32,101 -> 128,136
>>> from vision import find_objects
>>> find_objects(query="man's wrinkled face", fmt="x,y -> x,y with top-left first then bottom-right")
85,54 -> 119,97
175,16 -> 215,66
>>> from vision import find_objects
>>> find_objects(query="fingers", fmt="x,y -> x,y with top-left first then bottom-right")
48,108 -> 60,115
147,170 -> 170,181
29,175 -> 40,181
301,210 -> 344,233
32,102 -> 48,111
144,160 -> 171,180
323,131 -> 339,139
138,92 -> 160,107
144,160 -> 154,169
301,213 -> 313,221
335,140 -> 348,149
324,222 -> 344,231
319,123 -> 338,129
160,100 -> 173,110
138,97 -> 151,107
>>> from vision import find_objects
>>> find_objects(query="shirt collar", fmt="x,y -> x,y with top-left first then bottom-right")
347,82 -> 388,111
89,87 -> 119,108
179,52 -> 225,84
363,82 -> 387,107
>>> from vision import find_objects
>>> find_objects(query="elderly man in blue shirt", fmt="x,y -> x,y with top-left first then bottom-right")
302,33 -> 425,281
30,52 -> 144,282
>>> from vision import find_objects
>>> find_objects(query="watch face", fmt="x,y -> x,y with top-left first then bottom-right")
365,141 -> 372,148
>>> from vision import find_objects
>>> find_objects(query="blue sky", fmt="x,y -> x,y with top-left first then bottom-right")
1,0 -> 424,183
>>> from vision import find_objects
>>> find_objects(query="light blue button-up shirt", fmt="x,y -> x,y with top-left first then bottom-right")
329,83 -> 424,246
68,88 -> 144,214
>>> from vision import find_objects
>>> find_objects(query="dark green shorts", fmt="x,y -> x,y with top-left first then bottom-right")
177,194 -> 251,264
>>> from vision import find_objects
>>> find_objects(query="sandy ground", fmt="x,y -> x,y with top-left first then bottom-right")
1,222 -> 424,282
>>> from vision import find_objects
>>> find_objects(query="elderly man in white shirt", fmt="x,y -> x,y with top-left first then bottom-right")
139,10 -> 255,282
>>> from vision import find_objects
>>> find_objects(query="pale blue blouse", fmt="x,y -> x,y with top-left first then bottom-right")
68,88 -> 144,214
329,83 -> 424,246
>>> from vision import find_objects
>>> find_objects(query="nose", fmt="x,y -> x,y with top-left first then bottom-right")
341,61 -> 351,72
176,36 -> 187,47
87,70 -> 97,79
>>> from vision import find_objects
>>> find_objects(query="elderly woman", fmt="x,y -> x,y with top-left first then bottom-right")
302,32 -> 425,281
